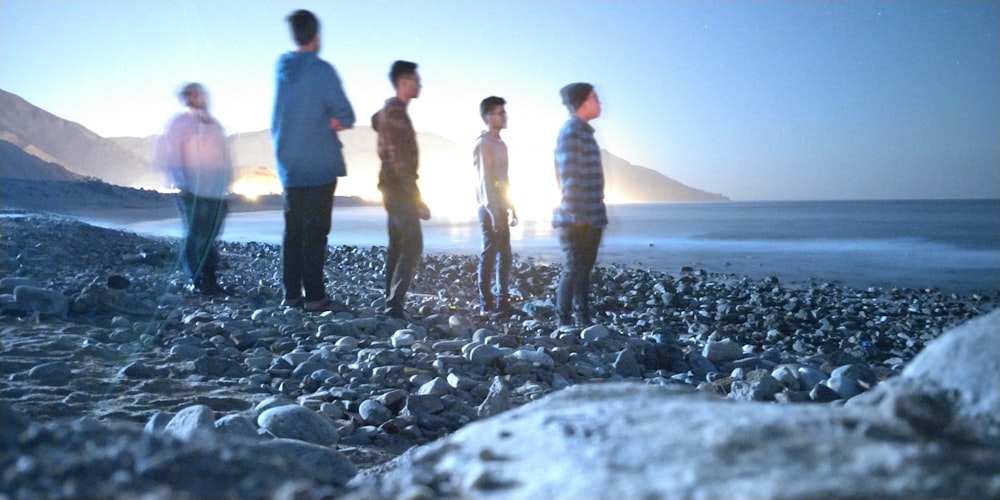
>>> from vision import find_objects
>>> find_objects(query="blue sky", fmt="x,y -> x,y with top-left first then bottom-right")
1,1 -> 997,201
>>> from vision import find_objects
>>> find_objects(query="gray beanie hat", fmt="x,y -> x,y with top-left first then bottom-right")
560,82 -> 593,111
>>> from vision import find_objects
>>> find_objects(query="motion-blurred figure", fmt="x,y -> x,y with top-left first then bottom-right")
153,82 -> 232,295
474,95 -> 518,316
553,83 -> 607,327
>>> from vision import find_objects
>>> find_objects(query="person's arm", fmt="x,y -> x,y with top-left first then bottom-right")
554,123 -> 587,224
325,66 -> 355,131
377,104 -> 427,218
480,140 -> 505,231
378,105 -> 416,181
152,115 -> 188,188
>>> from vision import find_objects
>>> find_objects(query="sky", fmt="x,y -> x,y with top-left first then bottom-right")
1,0 -> 997,202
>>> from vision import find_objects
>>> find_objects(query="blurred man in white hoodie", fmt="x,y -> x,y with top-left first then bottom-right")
153,83 -> 232,295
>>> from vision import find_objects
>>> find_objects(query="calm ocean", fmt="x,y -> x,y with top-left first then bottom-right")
116,199 -> 999,294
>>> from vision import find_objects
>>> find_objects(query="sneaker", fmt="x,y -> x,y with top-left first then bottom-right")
493,303 -> 521,318
188,281 -> 225,296
304,297 -> 347,313
280,297 -> 304,308
384,307 -> 418,323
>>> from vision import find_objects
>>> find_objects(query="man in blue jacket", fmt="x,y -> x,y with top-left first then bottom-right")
271,9 -> 355,312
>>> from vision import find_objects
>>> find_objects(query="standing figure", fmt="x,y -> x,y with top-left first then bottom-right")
552,83 -> 607,327
153,83 -> 232,296
474,96 -> 518,316
271,9 -> 355,312
371,60 -> 430,320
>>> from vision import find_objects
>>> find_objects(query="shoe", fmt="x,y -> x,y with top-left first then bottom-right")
188,281 -> 225,296
281,297 -> 304,308
493,303 -> 521,318
304,297 -> 347,313
557,313 -> 573,327
384,307 -> 418,322
556,323 -> 578,333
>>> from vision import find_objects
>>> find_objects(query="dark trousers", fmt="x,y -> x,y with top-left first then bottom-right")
477,205 -> 512,310
282,181 -> 335,302
176,192 -> 227,286
556,223 -> 603,323
384,206 -> 423,317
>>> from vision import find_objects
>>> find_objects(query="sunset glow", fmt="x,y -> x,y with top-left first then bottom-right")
230,176 -> 281,201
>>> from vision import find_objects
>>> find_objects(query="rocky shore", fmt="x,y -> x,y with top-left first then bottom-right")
2,209 -> 998,499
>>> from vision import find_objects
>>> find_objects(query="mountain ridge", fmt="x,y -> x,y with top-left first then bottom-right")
0,88 -> 728,203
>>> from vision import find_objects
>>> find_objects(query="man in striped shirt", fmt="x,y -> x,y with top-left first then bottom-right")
553,82 -> 607,328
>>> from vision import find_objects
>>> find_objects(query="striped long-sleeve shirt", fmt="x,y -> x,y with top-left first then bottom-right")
552,116 -> 607,228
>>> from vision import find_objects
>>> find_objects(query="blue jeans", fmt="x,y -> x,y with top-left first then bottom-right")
176,192 -> 227,286
477,206 -> 512,310
556,223 -> 603,324
282,181 -> 335,302
383,195 -> 423,317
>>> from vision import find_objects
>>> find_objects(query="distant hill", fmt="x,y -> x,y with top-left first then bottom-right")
0,89 -> 160,189
0,139 -> 87,182
0,136 -> 369,218
0,88 -> 728,203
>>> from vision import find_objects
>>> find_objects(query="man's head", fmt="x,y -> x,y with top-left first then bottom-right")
287,10 -> 319,48
390,60 -> 420,101
179,83 -> 207,110
479,96 -> 507,131
560,82 -> 600,121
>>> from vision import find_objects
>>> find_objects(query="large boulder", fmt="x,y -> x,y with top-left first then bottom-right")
346,310 -> 1000,500
899,309 -> 998,429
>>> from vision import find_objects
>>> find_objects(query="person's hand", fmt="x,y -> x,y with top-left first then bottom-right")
417,202 -> 431,220
509,208 -> 519,227
329,118 -> 346,131
489,210 -> 502,232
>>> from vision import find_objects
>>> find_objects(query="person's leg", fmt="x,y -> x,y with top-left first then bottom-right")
386,211 -> 422,317
495,214 -> 513,310
195,196 -> 228,290
301,182 -> 335,303
573,226 -> 603,325
477,206 -> 497,312
384,211 -> 400,303
282,187 -> 305,302
175,192 -> 197,281
556,224 -> 582,326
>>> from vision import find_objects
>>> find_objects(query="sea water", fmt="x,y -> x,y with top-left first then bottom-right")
116,199 -> 999,294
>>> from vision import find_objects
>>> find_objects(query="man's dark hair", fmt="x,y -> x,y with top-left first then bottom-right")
479,96 -> 506,119
389,60 -> 418,87
287,10 -> 319,46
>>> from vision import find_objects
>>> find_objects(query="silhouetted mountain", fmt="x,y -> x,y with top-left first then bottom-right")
0,89 -> 159,188
204,127 -> 730,203
1,88 -> 728,203
602,151 -> 728,202
0,139 -> 87,182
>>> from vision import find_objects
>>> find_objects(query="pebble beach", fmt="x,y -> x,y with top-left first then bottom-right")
2,209 -> 998,499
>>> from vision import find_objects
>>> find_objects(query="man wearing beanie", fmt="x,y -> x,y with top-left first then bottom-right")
553,82 -> 607,328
